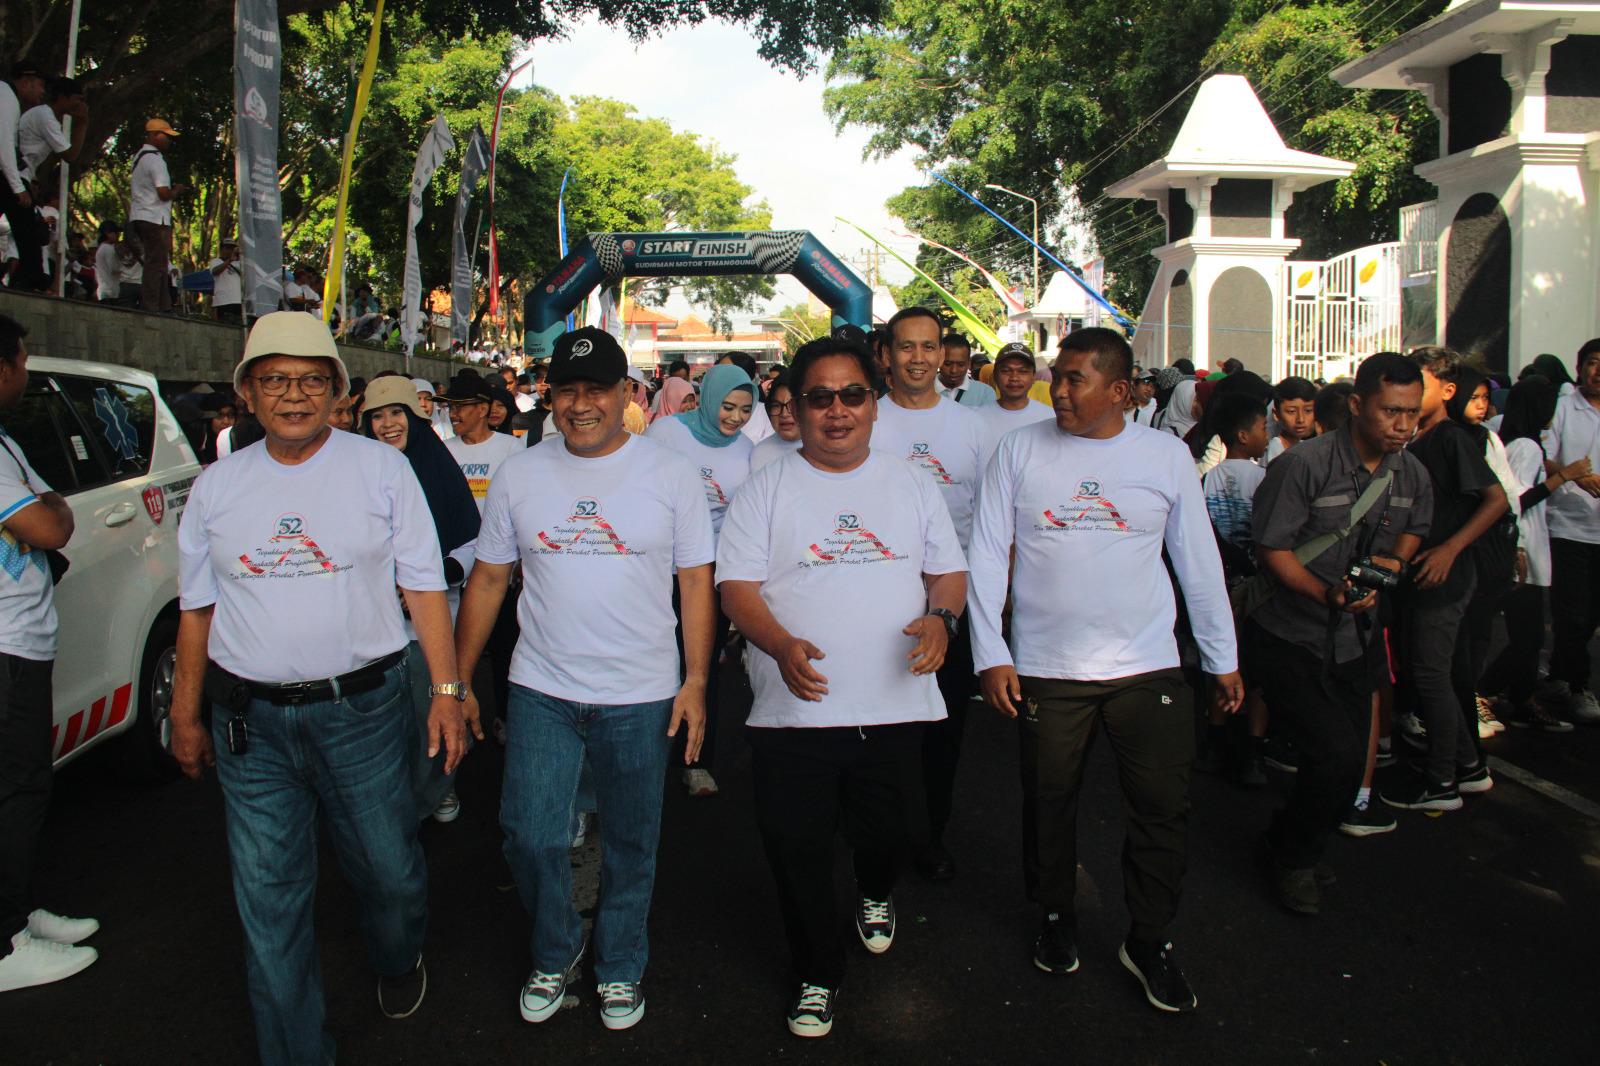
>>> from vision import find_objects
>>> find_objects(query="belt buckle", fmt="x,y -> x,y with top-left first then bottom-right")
277,681 -> 316,705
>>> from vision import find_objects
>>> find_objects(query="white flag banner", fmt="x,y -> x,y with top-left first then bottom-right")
451,126 -> 491,348
402,116 -> 454,357
597,288 -> 625,346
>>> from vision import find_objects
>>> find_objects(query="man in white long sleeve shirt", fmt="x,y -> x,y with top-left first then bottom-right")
969,327 -> 1242,1015
0,61 -> 49,293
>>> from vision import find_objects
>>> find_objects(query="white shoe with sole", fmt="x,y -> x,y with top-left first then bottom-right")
1568,688 -> 1600,724
683,769 -> 718,796
27,909 -> 99,944
0,931 -> 98,992
431,789 -> 461,823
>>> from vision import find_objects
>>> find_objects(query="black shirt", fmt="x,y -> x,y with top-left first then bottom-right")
1404,418 -> 1498,602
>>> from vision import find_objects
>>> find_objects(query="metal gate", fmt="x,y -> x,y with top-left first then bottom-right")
1278,242 -> 1403,381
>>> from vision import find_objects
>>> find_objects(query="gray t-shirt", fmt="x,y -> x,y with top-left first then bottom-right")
1250,426 -> 1433,661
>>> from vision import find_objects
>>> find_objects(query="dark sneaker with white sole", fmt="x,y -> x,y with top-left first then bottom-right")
520,950 -> 583,1023
787,983 -> 837,1037
1339,799 -> 1397,836
1381,777 -> 1462,811
1505,699 -> 1575,732
1033,913 -> 1079,974
855,895 -> 895,954
598,981 -> 645,1030
378,956 -> 426,1018
1119,939 -> 1197,1013
1457,762 -> 1494,794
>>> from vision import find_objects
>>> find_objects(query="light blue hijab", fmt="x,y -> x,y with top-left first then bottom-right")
676,364 -> 755,447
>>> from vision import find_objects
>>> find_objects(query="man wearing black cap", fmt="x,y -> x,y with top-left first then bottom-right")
454,326 -> 716,1032
1126,368 -> 1158,425
440,371 -> 523,508
977,342 -> 1054,467
1,60 -> 50,292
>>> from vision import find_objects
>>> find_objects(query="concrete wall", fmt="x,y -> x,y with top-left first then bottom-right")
0,288 -> 457,387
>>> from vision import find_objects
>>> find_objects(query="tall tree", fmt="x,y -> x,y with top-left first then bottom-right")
824,0 -> 1446,309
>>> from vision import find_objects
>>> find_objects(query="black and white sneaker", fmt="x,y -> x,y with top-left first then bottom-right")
520,950 -> 582,1023
378,955 -> 426,1019
787,983 -> 837,1037
855,895 -> 895,954
1381,777 -> 1462,812
1338,798 -> 1397,836
598,981 -> 645,1030
1262,738 -> 1300,773
1032,913 -> 1079,974
1119,939 -> 1197,1013
1457,762 -> 1494,794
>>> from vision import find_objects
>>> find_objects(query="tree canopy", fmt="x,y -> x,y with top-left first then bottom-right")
824,0 -> 1447,310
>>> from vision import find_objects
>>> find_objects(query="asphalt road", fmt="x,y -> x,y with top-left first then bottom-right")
5,656 -> 1600,1066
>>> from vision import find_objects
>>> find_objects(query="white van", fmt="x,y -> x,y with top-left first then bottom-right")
6,356 -> 201,781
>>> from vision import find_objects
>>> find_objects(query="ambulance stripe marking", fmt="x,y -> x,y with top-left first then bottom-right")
106,683 -> 132,728
59,711 -> 84,756
85,696 -> 107,741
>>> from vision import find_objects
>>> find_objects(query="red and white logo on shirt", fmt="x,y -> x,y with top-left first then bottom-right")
233,512 -> 347,577
907,440 -> 956,485
699,466 -> 728,505
804,510 -> 905,566
1039,478 -> 1146,534
535,497 -> 637,556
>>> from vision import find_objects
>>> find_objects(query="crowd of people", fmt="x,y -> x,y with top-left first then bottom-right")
3,299 -> 1599,1062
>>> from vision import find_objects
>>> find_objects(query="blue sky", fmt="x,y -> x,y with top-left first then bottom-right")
514,16 -> 926,324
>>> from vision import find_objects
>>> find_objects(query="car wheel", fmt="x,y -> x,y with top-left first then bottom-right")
112,614 -> 182,785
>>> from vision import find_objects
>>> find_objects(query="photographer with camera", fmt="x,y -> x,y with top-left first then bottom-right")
1245,353 -> 1432,915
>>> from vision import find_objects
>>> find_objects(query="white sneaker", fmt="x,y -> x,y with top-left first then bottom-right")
27,909 -> 99,944
683,769 -> 718,796
431,790 -> 461,823
0,931 -> 98,992
571,811 -> 591,849
1568,688 -> 1600,724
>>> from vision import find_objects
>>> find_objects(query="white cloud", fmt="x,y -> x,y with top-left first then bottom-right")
515,17 -> 926,323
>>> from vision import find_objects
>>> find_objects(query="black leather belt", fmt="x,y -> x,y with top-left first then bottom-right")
240,650 -> 406,706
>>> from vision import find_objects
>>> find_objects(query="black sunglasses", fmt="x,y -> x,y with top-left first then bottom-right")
801,385 -> 872,411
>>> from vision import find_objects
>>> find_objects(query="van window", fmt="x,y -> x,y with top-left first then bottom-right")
52,374 -> 156,482
2,375 -> 99,493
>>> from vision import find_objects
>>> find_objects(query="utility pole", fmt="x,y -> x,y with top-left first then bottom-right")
849,247 -> 885,287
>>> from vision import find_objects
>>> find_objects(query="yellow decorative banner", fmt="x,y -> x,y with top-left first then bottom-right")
323,0 -> 386,323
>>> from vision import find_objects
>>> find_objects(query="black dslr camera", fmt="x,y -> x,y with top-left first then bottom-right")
1345,557 -> 1404,600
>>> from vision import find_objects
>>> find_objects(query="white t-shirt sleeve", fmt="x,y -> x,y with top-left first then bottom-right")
1164,449 -> 1238,675
968,433 -> 1020,673
669,456 -> 717,569
916,469 -> 967,576
389,461 -> 447,591
177,470 -> 220,610
474,465 -> 520,565
715,466 -> 771,583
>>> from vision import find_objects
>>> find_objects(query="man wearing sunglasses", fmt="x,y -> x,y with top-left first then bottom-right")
718,336 -> 967,1038
968,327 -> 1241,1014
871,306 -> 987,884
169,312 -> 470,1061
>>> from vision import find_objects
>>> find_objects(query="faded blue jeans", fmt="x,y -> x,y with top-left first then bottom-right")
211,660 -> 427,1066
501,684 -> 673,983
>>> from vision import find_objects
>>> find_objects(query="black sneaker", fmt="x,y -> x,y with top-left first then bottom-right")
1118,938 -> 1197,1013
1339,799 -> 1397,837
1229,754 -> 1268,788
1262,738 -> 1300,773
1381,777 -> 1462,812
1457,762 -> 1494,794
1505,699 -> 1576,732
1032,913 -> 1079,974
378,955 -> 426,1019
1275,867 -> 1320,915
855,895 -> 895,954
787,983 -> 837,1037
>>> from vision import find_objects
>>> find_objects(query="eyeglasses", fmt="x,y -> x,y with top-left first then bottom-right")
801,385 -> 873,411
769,399 -> 795,415
248,373 -> 332,396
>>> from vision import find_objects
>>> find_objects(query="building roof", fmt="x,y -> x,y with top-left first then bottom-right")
620,297 -> 676,327
1025,271 -> 1091,317
1333,0 -> 1600,90
1107,75 -> 1354,200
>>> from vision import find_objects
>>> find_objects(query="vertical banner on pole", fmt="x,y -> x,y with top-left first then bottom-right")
487,57 -> 533,320
235,0 -> 285,320
402,116 -> 454,357
557,165 -> 574,331
323,0 -> 386,323
451,126 -> 490,348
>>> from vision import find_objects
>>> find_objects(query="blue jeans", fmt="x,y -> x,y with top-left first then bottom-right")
501,685 -> 673,983
211,661 -> 428,1066
406,641 -> 458,819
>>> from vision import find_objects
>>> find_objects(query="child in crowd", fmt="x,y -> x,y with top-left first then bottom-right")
1199,393 -> 1271,785
1266,376 -> 1318,464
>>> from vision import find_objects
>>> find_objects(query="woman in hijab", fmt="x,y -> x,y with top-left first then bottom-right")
1156,378 -> 1199,438
1527,353 -> 1576,395
651,375 -> 695,422
643,363 -> 756,797
361,375 -> 482,822
1482,377 -> 1592,729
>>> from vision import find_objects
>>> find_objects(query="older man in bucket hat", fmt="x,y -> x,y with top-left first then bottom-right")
169,312 -> 471,1065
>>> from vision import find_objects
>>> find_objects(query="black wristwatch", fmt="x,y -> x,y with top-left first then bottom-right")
929,607 -> 960,639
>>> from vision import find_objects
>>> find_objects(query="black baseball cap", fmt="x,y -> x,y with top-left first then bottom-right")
548,327 -> 627,387
994,342 -> 1036,369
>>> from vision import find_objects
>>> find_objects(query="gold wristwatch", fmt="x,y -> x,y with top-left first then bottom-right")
429,682 -> 467,701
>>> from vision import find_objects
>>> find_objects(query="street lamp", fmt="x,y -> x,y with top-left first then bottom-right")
984,183 -> 1040,309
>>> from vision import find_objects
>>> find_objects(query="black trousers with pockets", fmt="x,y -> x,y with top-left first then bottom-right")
0,654 -> 53,955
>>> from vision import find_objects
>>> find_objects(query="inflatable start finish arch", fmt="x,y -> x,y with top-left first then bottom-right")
521,230 -> 872,361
